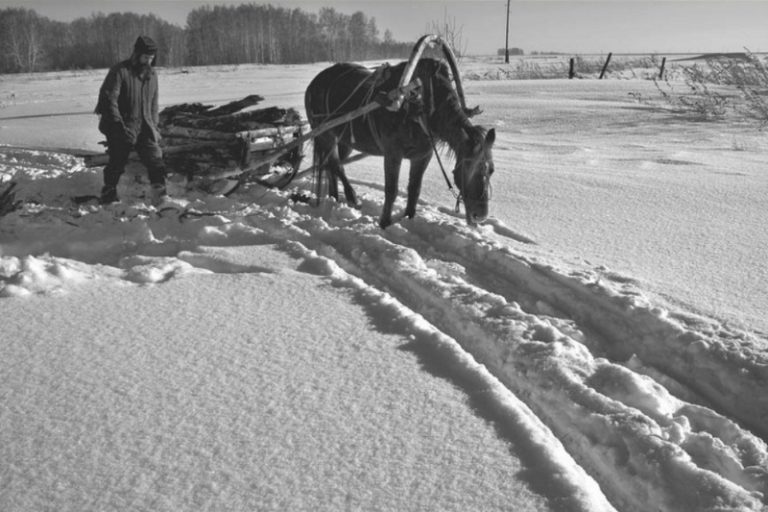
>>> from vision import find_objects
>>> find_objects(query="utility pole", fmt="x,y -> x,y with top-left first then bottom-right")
504,0 -> 511,63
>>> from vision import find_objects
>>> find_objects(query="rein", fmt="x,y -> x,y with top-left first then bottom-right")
416,114 -> 462,213
413,72 -> 462,212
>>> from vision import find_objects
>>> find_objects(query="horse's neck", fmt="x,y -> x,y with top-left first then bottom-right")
430,109 -> 470,153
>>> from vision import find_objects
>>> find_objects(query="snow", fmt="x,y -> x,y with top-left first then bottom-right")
1,57 -> 767,512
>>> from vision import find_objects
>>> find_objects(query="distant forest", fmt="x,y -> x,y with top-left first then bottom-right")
0,5 -> 415,73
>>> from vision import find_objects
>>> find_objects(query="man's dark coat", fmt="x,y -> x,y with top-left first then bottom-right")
95,59 -> 160,144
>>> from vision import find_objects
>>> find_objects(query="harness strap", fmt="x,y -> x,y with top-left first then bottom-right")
362,75 -> 385,152
314,66 -> 382,127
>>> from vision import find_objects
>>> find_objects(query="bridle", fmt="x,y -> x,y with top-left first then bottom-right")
418,112 -> 492,213
412,73 -> 492,213
453,153 -> 493,202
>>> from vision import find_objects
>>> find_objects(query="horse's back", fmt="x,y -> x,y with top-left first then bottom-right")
305,63 -> 374,128
305,59 -> 449,126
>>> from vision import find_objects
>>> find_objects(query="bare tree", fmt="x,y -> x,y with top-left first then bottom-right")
426,7 -> 467,58
0,5 -> 411,72
319,7 -> 347,62
0,9 -> 46,72
348,12 -> 369,61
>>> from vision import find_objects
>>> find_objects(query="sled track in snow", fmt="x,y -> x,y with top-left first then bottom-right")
237,197 -> 768,512
5,181 -> 767,512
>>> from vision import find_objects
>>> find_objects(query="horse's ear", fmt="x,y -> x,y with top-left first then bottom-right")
486,128 -> 496,145
464,105 -> 482,118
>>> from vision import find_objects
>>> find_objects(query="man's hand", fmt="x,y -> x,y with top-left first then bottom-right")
121,126 -> 135,145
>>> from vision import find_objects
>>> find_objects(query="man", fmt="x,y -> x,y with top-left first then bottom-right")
95,35 -> 167,205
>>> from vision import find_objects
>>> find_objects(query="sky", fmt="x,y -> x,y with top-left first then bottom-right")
2,0 -> 768,56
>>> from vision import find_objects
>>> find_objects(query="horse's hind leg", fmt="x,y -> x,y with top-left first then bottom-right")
313,133 -> 341,200
313,133 -> 359,206
335,143 -> 358,206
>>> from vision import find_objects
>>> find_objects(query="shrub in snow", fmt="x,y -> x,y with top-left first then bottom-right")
643,52 -> 768,123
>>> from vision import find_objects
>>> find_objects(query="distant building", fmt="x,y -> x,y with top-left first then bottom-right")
498,48 -> 524,56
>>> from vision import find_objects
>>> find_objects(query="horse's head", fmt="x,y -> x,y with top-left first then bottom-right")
453,126 -> 496,225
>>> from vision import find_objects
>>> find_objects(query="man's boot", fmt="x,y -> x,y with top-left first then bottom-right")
100,185 -> 119,204
150,183 -> 167,207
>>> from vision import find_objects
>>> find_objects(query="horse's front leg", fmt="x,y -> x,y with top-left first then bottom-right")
404,154 -> 432,220
380,153 -> 403,229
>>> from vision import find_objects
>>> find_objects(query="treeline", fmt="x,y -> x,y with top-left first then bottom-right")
0,4 -> 414,73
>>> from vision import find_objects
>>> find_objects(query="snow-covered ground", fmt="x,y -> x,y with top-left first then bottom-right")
1,56 -> 767,512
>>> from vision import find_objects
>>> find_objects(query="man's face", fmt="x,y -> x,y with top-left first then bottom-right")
138,54 -> 155,65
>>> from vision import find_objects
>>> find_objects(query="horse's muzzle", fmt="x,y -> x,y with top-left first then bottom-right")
464,200 -> 489,225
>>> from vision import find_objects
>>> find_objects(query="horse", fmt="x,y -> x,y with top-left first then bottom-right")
304,57 -> 496,229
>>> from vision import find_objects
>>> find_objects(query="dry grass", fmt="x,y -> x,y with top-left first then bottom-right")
631,52 -> 768,124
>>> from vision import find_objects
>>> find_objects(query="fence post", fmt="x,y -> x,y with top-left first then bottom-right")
659,56 -> 667,79
505,0 -> 511,64
599,52 -> 612,79
569,57 -> 575,79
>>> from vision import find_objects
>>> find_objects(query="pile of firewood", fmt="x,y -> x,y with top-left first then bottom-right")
157,94 -> 304,183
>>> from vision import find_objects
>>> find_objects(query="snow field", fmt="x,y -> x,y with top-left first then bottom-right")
4,172 -> 767,510
1,244 -> 558,512
2,59 -> 768,511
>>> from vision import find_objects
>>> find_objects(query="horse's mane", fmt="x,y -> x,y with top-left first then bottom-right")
409,58 -> 486,158
414,59 -> 469,124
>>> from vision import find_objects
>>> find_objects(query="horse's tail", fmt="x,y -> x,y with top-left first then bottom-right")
304,78 -> 325,198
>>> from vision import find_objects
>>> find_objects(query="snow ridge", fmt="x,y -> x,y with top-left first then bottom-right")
248,199 -> 766,512
2,165 -> 767,511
